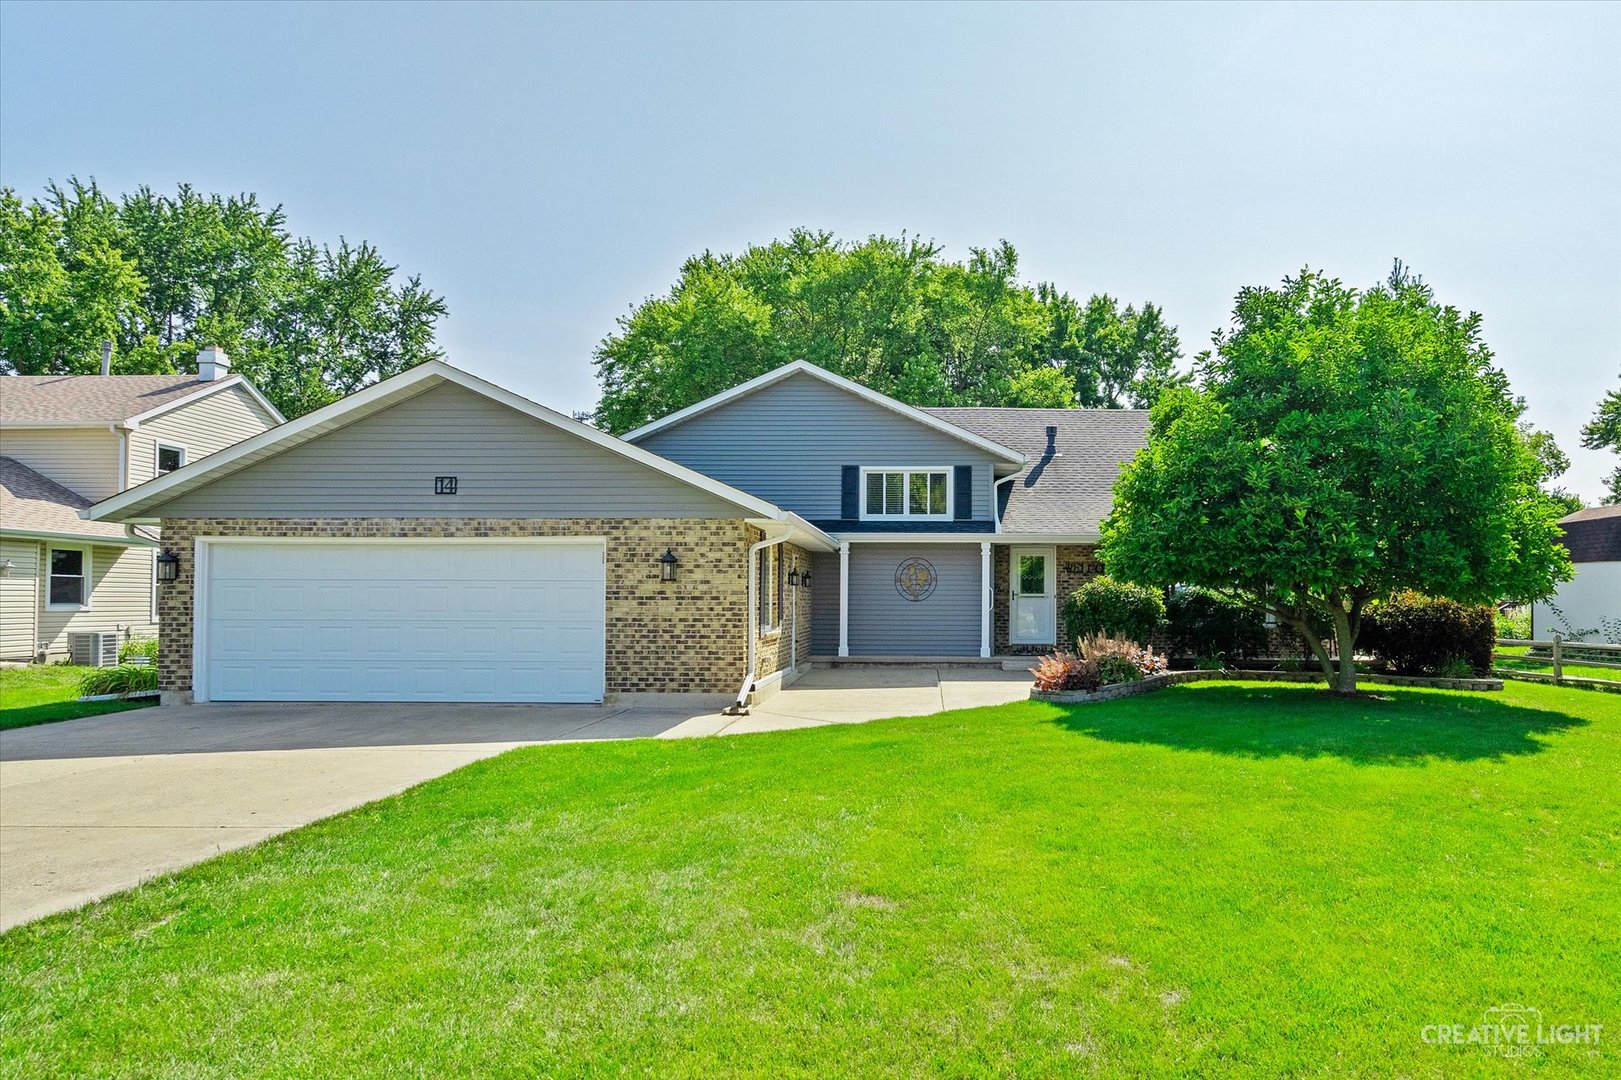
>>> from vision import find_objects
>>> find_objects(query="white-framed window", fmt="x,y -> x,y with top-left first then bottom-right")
47,546 -> 91,610
861,467 -> 951,520
155,441 -> 186,475
757,546 -> 781,634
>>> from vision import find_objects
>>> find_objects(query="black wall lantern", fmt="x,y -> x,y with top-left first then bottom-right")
787,565 -> 801,587
155,549 -> 180,583
801,570 -> 812,589
659,547 -> 679,582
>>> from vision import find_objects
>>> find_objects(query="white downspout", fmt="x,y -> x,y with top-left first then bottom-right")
114,424 -> 130,492
980,542 -> 992,658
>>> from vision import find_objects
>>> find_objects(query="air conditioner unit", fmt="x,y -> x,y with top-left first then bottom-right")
69,631 -> 120,668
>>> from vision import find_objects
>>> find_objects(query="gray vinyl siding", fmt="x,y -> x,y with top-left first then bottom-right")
150,383 -> 745,519
128,384 -> 279,486
845,543 -> 982,656
0,539 -> 40,660
36,543 -> 157,660
0,428 -> 120,502
809,549 -> 841,654
636,372 -> 996,521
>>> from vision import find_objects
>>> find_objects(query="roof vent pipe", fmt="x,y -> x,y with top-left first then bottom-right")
99,341 -> 113,377
197,345 -> 231,382
1045,424 -> 1058,453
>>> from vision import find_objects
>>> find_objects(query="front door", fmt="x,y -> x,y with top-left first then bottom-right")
1009,546 -> 1057,645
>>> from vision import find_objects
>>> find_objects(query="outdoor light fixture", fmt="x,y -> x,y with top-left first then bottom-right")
155,549 -> 180,583
801,570 -> 812,589
659,547 -> 679,582
788,565 -> 801,587
0,558 -> 12,577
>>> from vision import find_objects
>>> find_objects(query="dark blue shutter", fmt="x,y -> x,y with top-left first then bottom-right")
954,466 -> 973,519
841,466 -> 860,519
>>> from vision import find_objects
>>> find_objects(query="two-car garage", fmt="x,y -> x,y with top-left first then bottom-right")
196,540 -> 606,703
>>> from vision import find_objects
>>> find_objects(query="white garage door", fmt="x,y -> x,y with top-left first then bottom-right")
199,540 -> 605,703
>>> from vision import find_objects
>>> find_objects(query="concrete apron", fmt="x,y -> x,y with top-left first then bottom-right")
0,666 -> 1032,930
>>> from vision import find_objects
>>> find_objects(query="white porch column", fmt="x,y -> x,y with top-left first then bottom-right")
980,542 -> 993,658
837,542 -> 850,657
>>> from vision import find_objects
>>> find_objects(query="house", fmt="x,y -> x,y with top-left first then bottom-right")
1532,504 -> 1621,640
0,348 -> 283,662
84,359 -> 1146,706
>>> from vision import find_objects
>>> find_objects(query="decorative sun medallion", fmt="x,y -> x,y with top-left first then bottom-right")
893,557 -> 938,602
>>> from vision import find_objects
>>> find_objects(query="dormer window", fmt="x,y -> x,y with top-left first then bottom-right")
156,442 -> 186,475
861,468 -> 950,520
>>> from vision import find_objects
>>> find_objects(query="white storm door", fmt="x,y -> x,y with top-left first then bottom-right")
1009,546 -> 1057,645
199,539 -> 605,703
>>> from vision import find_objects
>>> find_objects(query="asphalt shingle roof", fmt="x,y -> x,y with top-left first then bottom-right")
0,375 -> 215,425
925,407 -> 1150,534
1556,503 -> 1621,564
0,456 -> 136,542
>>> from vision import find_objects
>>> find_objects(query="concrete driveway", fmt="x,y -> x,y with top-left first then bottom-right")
0,665 -> 1030,930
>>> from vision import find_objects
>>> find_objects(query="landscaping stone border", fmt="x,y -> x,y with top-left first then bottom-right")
1031,668 -> 1503,704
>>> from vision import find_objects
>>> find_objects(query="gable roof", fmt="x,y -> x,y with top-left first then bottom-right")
622,360 -> 1027,466
0,456 -> 149,545
0,373 -> 284,428
81,361 -> 836,549
927,407 -> 1150,536
1556,503 -> 1621,563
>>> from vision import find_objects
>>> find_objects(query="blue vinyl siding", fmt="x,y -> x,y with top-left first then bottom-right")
845,544 -> 982,656
635,373 -> 996,522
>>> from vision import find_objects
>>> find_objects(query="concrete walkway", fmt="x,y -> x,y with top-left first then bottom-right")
0,665 -> 1030,930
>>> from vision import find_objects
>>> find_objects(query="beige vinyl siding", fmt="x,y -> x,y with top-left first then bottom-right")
0,428 -> 120,501
36,543 -> 157,659
127,384 -> 280,486
0,539 -> 41,661
152,383 -> 746,519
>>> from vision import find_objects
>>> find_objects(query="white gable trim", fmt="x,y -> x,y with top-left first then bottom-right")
622,360 -> 1027,465
80,362 -> 832,542
121,375 -> 287,428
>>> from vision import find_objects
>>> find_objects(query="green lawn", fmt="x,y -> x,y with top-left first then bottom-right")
2,682 -> 1616,1077
0,665 -> 155,731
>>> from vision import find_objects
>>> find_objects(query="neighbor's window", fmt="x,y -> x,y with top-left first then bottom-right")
156,442 -> 186,475
863,469 -> 949,518
49,548 -> 88,608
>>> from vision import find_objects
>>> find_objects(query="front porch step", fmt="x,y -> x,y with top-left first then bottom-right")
810,655 -> 1037,671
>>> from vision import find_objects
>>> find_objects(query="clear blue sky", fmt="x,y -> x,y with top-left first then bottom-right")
3,1 -> 1617,499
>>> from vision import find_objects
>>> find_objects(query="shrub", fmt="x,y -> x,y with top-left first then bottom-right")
1031,652 -> 1101,693
119,637 -> 159,664
1061,577 -> 1164,646
1362,591 -> 1496,677
1076,634 -> 1167,683
1495,606 -> 1530,641
78,664 -> 159,697
1164,588 -> 1270,662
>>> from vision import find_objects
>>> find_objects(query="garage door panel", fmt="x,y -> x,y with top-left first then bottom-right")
202,541 -> 605,703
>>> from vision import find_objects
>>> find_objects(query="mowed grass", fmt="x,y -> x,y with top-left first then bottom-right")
2,682 -> 1617,1077
0,665 -> 153,730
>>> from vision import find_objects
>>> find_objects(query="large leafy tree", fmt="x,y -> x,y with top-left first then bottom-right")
0,179 -> 446,418
1100,265 -> 1572,693
591,229 -> 1185,432
1581,373 -> 1621,504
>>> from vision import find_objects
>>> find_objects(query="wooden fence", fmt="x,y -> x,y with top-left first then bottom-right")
1495,636 -> 1621,689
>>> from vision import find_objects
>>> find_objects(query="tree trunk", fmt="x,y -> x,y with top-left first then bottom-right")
1329,606 -> 1358,693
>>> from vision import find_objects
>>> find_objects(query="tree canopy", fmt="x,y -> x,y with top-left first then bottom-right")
0,179 -> 446,418
591,229 -> 1185,432
1099,265 -> 1573,693
1581,374 -> 1621,504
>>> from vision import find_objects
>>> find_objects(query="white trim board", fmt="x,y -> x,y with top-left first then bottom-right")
621,359 -> 1028,465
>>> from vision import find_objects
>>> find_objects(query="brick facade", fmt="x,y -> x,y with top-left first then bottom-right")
993,543 -> 1104,655
749,536 -> 815,683
156,517 -> 779,698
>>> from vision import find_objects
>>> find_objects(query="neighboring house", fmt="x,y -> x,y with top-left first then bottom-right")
1532,504 -> 1621,641
1,348 -> 283,662
85,358 -> 1144,707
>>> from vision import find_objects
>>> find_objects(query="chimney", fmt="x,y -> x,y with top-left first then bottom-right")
99,341 -> 113,377
197,345 -> 231,382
